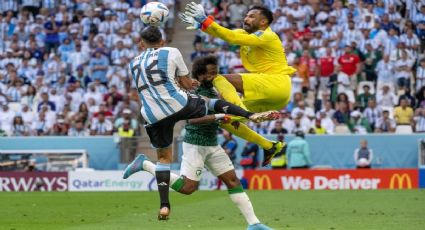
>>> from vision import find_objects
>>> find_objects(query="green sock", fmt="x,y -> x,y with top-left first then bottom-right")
171,176 -> 184,192
228,185 -> 244,194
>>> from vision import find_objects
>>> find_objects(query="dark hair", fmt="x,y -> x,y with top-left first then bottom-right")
192,56 -> 218,80
140,26 -> 162,44
248,6 -> 273,24
295,130 -> 305,138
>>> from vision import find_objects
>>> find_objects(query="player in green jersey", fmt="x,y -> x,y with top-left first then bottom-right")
123,56 -> 272,230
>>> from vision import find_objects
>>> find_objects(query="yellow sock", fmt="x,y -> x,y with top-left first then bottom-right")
213,75 -> 248,110
220,122 -> 273,150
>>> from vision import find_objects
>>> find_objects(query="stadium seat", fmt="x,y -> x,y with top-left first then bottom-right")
395,125 -> 413,134
357,81 -> 375,95
334,125 -> 351,134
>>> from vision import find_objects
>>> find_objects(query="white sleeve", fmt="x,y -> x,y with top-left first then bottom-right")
170,48 -> 189,77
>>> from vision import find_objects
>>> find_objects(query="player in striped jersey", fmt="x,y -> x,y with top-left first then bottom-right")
127,26 -> 280,220
124,56 -> 272,230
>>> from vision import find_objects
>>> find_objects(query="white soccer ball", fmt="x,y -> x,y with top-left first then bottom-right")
140,2 -> 169,26
357,158 -> 369,167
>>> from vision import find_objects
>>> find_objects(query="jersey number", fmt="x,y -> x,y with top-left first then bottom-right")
132,60 -> 167,93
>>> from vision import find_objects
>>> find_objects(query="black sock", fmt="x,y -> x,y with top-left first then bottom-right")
210,99 -> 254,118
156,170 -> 170,209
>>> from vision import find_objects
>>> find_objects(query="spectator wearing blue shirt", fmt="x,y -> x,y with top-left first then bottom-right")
239,142 -> 259,169
57,38 -> 75,63
37,92 -> 56,112
332,101 -> 351,125
69,65 -> 91,89
44,14 -> 61,53
89,49 -> 109,84
221,130 -> 238,164
287,131 -> 311,169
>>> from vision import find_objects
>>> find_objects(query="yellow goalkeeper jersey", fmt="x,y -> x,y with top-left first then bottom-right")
202,19 -> 296,76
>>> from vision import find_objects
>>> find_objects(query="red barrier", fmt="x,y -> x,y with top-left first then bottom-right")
0,172 -> 68,191
243,169 -> 418,190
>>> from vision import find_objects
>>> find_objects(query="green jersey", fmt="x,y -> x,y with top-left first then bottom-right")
183,86 -> 219,146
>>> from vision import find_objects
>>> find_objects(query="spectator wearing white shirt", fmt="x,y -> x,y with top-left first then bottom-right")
416,59 -> 425,92
17,58 -> 36,83
400,29 -> 421,58
387,5 -> 402,26
2,0 -> 18,13
228,0 -> 248,27
67,42 -> 90,73
394,50 -> 414,90
110,40 -> 130,62
375,55 -> 395,90
90,112 -> 113,136
363,99 -> 382,131
375,109 -> 396,133
49,88 -> 65,112
84,83 -> 103,105
287,0 -> 306,30
343,21 -> 361,46
99,10 -> 120,34
32,111 -> 51,136
0,104 -> 15,134
414,108 -> 425,133
384,27 -> 399,55
20,104 -> 35,127
68,120 -> 89,136
358,15 -> 374,30
414,5 -> 425,24
6,79 -> 25,102
292,116 -> 310,134
107,58 -> 129,91
377,84 -> 398,107
271,10 -> 291,36
309,30 -> 324,50
291,101 -> 314,120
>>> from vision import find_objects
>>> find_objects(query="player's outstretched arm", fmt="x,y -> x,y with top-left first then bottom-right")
184,2 -> 269,47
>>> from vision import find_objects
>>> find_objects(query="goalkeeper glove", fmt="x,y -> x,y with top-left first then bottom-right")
178,12 -> 201,30
184,2 -> 207,23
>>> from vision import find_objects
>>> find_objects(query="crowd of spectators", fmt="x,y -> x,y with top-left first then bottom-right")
192,0 -> 425,134
0,0 -> 177,137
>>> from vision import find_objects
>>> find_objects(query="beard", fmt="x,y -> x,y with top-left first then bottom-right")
243,22 -> 259,34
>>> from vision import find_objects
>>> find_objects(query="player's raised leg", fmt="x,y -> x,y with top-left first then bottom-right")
212,73 -> 248,110
192,56 -> 286,166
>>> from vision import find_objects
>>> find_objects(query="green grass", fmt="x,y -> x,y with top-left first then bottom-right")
0,190 -> 424,230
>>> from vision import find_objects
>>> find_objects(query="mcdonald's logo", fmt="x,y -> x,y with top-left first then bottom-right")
249,175 -> 272,190
389,173 -> 412,189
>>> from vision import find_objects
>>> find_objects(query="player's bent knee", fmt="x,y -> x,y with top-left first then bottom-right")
219,170 -> 241,189
179,178 -> 199,195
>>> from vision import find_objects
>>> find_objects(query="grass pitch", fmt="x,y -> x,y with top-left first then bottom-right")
1,190 -> 424,230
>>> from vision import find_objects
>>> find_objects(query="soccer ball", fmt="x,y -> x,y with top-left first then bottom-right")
357,158 -> 369,167
140,2 -> 169,26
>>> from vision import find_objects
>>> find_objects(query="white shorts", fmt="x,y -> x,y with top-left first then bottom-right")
181,142 -> 234,181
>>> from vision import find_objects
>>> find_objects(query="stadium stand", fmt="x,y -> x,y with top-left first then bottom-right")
191,0 -> 425,135
0,0 -> 424,139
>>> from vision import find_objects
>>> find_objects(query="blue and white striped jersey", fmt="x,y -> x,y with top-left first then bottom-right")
129,47 -> 189,124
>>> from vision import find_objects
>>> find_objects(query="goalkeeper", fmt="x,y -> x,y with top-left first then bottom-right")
124,56 -> 273,230
179,4 -> 296,165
